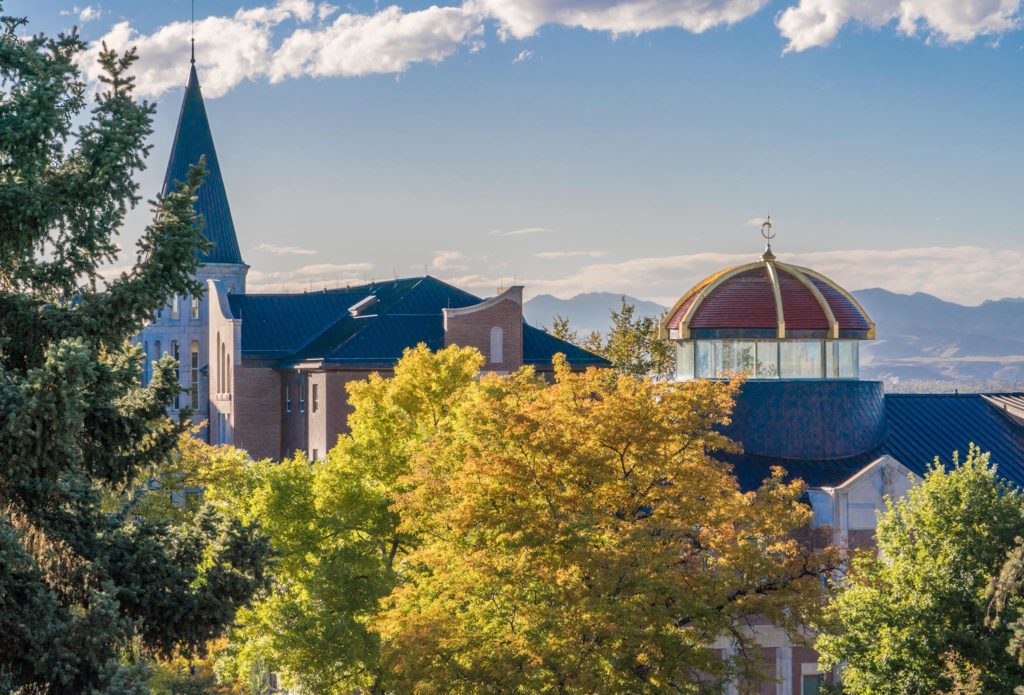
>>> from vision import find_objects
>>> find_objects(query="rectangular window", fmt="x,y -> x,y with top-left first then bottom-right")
285,385 -> 292,413
312,449 -> 319,461
802,674 -> 822,695
190,341 -> 199,409
171,295 -> 180,320
190,295 -> 200,320
780,341 -> 824,379
755,340 -> 779,378
675,342 -> 694,381
299,382 -> 306,414
312,383 -> 319,413
695,340 -> 715,379
171,340 -> 180,409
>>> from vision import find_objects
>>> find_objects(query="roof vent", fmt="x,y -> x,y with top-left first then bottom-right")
348,295 -> 378,317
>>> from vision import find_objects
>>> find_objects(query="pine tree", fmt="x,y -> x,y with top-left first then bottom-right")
0,8 -> 270,692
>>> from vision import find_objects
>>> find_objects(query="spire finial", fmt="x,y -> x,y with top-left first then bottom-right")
760,215 -> 776,261
190,0 -> 196,64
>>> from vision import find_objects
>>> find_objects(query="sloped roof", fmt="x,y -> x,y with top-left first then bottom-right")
163,64 -> 244,265
725,392 -> 1024,491
227,276 -> 609,369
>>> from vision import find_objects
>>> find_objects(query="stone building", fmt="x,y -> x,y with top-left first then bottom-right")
662,233 -> 1024,694
137,57 -> 607,462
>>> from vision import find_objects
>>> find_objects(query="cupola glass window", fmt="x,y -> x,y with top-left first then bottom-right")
676,339 -> 858,381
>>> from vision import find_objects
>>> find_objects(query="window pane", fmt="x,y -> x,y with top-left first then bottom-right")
802,674 -> 822,695
734,341 -> 755,374
780,341 -> 823,378
838,341 -> 858,378
696,341 -> 714,378
676,342 -> 694,380
756,341 -> 778,378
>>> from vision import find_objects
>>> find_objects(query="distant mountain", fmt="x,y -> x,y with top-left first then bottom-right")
526,288 -> 1024,390
524,292 -> 667,335
852,289 -> 1024,387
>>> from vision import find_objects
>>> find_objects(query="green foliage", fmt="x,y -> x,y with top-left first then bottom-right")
987,536 -> 1024,694
216,344 -> 484,693
555,297 -> 675,379
0,6 -> 270,691
817,446 -> 1024,694
216,346 -> 830,693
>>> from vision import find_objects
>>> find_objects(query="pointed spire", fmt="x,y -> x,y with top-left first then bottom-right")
162,61 -> 244,265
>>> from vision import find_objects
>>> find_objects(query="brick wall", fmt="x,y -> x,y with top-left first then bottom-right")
233,365 -> 282,461
280,369 -> 306,459
444,286 -> 523,372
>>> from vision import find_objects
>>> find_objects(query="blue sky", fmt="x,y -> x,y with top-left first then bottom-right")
11,0 -> 1024,305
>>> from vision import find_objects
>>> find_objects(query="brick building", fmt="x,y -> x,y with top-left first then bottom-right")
137,57 -> 607,462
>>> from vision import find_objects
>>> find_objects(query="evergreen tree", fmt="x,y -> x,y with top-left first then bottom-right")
0,8 -> 269,692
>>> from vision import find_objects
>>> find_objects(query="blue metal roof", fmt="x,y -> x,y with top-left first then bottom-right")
228,276 -> 609,369
163,64 -> 244,266
726,392 -> 1024,492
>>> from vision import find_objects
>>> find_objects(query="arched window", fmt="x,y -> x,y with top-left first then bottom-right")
489,326 -> 503,364
190,340 -> 200,409
216,333 -> 222,393
171,340 -> 180,409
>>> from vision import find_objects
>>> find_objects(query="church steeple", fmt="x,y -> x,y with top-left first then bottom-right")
162,61 -> 244,265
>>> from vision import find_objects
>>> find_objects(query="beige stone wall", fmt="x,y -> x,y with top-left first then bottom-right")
307,372 -> 328,461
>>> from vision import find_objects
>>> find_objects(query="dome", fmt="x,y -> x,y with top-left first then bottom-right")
664,257 -> 874,341
662,247 -> 876,381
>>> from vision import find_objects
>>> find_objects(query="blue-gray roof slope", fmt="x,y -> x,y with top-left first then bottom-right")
163,63 -> 244,265
227,276 -> 610,369
726,392 -> 1024,491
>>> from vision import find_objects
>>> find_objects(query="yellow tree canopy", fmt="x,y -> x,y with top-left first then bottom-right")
377,355 -> 832,693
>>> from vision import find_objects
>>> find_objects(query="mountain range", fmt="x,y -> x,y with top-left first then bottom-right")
523,289 -> 1024,391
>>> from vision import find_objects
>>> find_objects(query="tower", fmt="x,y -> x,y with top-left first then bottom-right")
138,55 -> 248,437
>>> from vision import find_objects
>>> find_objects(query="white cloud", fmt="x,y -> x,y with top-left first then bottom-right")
519,245 -> 1024,306
268,4 -> 482,82
479,0 -> 768,39
256,243 -> 317,255
535,250 -> 607,259
431,249 -> 470,271
79,0 -> 483,99
79,6 -> 101,23
777,0 -> 1022,53
488,226 -> 553,236
76,0 -> 1020,99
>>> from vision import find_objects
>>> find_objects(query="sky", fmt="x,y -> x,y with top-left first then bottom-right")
10,0 -> 1024,306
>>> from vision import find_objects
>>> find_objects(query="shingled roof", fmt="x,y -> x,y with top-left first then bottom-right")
163,63 -> 244,266
226,276 -> 609,370
725,392 -> 1024,492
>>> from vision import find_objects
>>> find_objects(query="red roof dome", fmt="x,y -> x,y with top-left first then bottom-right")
663,257 -> 874,340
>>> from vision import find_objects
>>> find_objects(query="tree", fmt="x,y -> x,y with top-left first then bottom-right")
216,345 -> 484,693
817,446 -> 1024,694
555,297 -> 675,380
987,536 -> 1024,693
0,8 -> 270,692
375,356 -> 833,693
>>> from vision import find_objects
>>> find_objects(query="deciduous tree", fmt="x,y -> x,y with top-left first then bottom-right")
817,446 -> 1024,694
377,357 -> 831,693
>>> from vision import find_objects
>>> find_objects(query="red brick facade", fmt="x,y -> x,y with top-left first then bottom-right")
443,286 -> 524,372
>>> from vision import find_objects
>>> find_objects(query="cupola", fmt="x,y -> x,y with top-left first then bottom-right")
662,220 -> 875,380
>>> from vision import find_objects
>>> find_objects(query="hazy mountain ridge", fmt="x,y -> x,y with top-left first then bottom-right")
525,289 -> 1024,390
